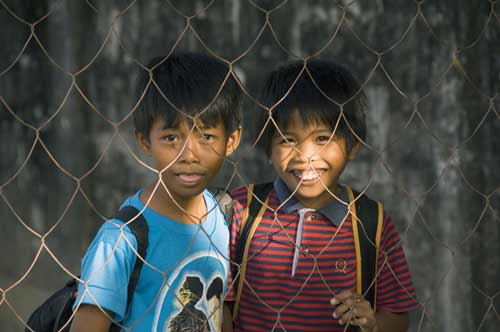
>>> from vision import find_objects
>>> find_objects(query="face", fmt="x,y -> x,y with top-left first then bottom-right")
207,296 -> 222,332
270,112 -> 358,209
136,116 -> 241,202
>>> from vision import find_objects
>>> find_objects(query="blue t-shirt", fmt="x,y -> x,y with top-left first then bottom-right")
73,190 -> 229,332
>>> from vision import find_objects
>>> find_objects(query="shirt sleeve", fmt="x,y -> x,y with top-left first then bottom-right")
73,220 -> 138,322
225,186 -> 248,302
375,213 -> 419,313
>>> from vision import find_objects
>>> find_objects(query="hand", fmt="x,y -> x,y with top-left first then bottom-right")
330,290 -> 378,332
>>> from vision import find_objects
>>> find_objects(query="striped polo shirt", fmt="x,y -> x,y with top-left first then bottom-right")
226,179 -> 418,332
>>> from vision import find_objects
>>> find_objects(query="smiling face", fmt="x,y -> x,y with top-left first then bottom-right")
270,112 -> 358,209
136,116 -> 241,203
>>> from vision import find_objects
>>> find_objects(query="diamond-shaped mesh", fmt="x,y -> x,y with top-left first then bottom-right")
1,1 -> 499,332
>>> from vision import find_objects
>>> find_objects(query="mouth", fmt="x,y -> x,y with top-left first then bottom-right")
289,169 -> 325,183
175,173 -> 205,186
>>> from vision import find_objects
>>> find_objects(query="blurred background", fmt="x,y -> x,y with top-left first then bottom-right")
1,1 -> 499,331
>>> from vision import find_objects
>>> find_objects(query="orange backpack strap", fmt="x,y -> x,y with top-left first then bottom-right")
232,182 -> 273,321
347,187 -> 383,311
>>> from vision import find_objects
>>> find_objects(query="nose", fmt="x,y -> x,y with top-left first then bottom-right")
178,135 -> 199,163
294,141 -> 318,163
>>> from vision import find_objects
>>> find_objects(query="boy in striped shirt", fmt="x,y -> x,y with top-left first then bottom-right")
223,60 -> 418,332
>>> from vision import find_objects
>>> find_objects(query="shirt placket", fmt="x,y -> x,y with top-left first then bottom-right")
292,208 -> 314,277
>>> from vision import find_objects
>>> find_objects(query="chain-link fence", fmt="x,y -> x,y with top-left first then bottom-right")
1,1 -> 499,332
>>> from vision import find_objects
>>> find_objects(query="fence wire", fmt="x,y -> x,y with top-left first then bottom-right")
0,1 -> 499,332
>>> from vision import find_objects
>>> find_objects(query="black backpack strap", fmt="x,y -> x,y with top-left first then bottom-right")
232,182 -> 274,320
350,189 -> 383,310
235,182 -> 274,266
109,206 -> 149,332
51,279 -> 78,332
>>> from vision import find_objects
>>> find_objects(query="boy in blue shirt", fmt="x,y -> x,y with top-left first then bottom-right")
70,53 -> 242,332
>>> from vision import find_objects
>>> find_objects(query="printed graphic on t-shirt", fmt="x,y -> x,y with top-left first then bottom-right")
152,252 -> 226,332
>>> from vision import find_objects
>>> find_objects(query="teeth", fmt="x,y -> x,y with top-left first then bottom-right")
293,170 -> 321,181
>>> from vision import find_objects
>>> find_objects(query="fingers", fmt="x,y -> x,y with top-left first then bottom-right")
330,290 -> 364,309
330,289 -> 357,304
333,300 -> 371,324
350,316 -> 370,327
335,303 -> 358,326
333,303 -> 350,321
331,291 -> 375,328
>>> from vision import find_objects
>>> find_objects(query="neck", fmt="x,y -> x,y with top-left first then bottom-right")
139,183 -> 207,224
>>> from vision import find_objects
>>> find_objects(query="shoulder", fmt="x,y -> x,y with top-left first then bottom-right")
228,186 -> 251,230
230,185 -> 250,210
89,200 -> 146,253
230,183 -> 275,205
85,219 -> 137,257
349,188 -> 383,219
350,191 -> 403,245
349,189 -> 397,230
347,186 -> 380,204
230,185 -> 249,201
95,219 -> 133,240
348,188 -> 401,240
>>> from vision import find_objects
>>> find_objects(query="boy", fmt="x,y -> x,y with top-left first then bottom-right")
224,60 -> 418,332
70,53 -> 242,332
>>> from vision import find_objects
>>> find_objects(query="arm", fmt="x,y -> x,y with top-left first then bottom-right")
374,310 -> 408,332
70,305 -> 112,332
370,214 -> 417,331
71,222 -> 137,331
222,190 -> 246,332
222,303 -> 234,332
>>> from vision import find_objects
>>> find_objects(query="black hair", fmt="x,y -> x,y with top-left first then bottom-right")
206,277 -> 223,300
256,59 -> 367,155
133,52 -> 242,137
180,276 -> 204,300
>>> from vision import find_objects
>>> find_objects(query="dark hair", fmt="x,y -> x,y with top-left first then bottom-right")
181,276 -> 204,299
133,52 -> 242,137
206,277 -> 223,300
256,59 -> 367,155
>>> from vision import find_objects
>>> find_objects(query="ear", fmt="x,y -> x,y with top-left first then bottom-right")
347,142 -> 361,161
225,127 -> 242,157
135,129 -> 151,154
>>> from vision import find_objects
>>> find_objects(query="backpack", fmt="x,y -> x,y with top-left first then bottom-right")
26,190 -> 232,332
25,206 -> 148,332
231,183 -> 384,323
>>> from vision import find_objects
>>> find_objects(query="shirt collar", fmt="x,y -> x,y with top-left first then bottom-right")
273,178 -> 349,226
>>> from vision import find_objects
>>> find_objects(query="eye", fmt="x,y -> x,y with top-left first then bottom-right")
316,135 -> 332,143
281,137 -> 296,146
200,133 -> 215,144
200,133 -> 215,142
162,134 -> 177,142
